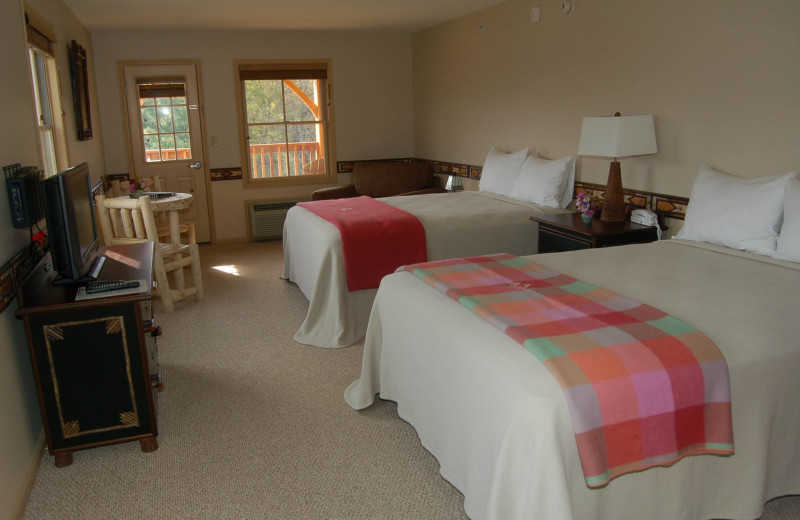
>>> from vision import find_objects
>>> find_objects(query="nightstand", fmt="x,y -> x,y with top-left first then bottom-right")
530,213 -> 660,253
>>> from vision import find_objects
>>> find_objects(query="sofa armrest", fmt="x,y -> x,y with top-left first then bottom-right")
401,186 -> 447,196
311,185 -> 359,201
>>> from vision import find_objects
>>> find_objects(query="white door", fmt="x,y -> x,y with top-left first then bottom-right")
122,63 -> 212,242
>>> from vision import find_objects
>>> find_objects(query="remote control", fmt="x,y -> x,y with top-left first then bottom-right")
85,280 -> 141,294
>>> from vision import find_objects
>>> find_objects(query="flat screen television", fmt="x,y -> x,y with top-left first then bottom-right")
42,162 -> 103,285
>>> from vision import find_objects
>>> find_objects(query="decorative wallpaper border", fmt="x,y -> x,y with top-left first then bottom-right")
0,244 -> 42,315
574,181 -> 689,220
210,167 -> 242,181
212,158 -> 688,218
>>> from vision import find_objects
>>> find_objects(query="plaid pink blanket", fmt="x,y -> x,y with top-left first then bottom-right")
401,253 -> 734,488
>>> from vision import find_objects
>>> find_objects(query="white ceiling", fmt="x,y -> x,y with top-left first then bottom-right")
62,0 -> 508,32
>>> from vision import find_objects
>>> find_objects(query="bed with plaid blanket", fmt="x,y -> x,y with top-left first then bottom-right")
401,252 -> 734,487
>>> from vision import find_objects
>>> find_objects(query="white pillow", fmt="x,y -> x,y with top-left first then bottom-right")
774,178 -> 800,262
511,155 -> 576,208
478,147 -> 529,197
675,164 -> 796,255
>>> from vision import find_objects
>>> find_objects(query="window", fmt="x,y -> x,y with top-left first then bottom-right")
235,61 -> 336,187
136,80 -> 192,162
25,9 -> 69,177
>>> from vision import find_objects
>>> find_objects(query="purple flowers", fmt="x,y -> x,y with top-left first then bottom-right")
576,192 -> 601,217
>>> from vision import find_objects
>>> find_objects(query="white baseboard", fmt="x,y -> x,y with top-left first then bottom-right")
8,433 -> 45,520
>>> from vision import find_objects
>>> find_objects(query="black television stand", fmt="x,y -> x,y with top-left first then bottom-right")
16,243 -> 160,467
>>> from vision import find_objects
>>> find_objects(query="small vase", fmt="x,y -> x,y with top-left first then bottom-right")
581,213 -> 593,224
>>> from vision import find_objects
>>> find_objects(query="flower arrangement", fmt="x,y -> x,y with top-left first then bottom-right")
576,191 -> 602,221
129,177 -> 153,193
128,177 -> 155,198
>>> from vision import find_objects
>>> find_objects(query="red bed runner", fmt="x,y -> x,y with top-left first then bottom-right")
298,196 -> 427,291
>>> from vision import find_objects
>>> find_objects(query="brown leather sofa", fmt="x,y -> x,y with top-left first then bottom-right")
311,160 -> 445,200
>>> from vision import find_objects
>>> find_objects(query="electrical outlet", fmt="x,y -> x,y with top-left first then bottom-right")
531,6 -> 540,23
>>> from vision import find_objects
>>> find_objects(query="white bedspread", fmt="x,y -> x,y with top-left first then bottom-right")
282,191 -> 567,348
345,240 -> 800,520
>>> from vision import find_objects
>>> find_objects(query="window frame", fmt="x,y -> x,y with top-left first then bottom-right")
234,60 -> 337,189
135,78 -> 193,163
25,7 -> 70,177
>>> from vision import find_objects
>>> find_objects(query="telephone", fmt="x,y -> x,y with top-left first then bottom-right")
631,209 -> 662,239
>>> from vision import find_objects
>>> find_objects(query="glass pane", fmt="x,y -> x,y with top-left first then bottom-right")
155,97 -> 171,106
157,106 -> 174,133
144,135 -> 160,162
286,123 -> 321,145
141,107 -> 157,134
247,124 -> 285,146
143,135 -> 160,151
173,106 -> 189,132
244,80 -> 284,124
248,124 -> 288,178
175,133 -> 191,150
40,128 -> 57,177
160,134 -> 176,161
283,79 -> 319,122
140,98 -> 155,106
33,53 -> 53,126
287,123 -> 325,176
172,96 -> 186,105
275,151 -> 290,177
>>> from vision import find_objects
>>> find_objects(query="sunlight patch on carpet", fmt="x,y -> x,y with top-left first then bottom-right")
212,264 -> 239,276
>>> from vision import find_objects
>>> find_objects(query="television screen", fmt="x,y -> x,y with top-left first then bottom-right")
70,170 -> 97,264
42,162 -> 102,284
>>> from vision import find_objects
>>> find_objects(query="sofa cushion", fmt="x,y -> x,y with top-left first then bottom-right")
351,161 -> 434,198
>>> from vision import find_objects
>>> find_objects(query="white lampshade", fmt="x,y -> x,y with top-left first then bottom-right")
577,115 -> 658,159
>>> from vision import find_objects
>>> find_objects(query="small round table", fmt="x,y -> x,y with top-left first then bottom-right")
149,192 -> 193,245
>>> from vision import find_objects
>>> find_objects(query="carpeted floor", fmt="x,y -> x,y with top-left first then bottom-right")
20,241 -> 800,519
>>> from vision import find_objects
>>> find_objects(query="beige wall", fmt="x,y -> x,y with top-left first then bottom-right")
0,3 -> 43,519
1,0 -> 105,517
91,29 -> 415,241
413,0 -> 800,197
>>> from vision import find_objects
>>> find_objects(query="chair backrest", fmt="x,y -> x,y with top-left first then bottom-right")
108,179 -> 129,198
95,194 -> 161,247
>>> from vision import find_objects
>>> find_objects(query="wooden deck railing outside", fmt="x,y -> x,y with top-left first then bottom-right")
250,142 -> 322,178
145,148 -> 192,162
145,141 -> 323,178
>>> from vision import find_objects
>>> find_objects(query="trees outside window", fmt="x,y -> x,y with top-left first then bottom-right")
235,62 -> 336,187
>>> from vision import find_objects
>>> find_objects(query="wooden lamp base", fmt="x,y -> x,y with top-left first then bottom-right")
600,161 -> 626,222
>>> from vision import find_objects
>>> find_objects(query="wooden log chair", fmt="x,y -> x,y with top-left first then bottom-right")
94,193 -> 203,312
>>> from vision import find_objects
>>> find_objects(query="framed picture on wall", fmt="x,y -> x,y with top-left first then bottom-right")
69,40 -> 92,141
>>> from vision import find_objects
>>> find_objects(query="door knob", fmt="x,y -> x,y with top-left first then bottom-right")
187,162 -> 202,169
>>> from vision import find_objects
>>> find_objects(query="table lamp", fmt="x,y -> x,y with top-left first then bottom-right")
577,113 -> 657,222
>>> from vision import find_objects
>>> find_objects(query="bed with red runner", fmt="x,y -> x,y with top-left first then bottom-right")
297,196 -> 427,291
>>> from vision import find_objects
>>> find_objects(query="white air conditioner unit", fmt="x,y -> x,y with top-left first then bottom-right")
248,200 -> 298,240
